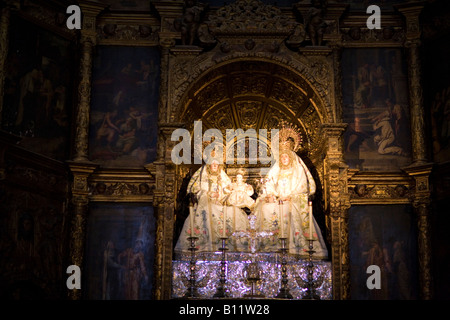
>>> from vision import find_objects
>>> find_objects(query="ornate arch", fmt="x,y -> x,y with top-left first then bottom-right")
169,51 -> 336,125
170,55 -> 335,168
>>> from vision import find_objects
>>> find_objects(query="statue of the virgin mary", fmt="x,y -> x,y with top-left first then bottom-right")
254,123 -> 328,259
174,142 -> 250,254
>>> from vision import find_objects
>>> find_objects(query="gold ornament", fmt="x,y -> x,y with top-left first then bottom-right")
275,120 -> 303,153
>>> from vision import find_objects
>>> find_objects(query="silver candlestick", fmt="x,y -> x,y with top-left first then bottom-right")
183,236 -> 200,298
276,237 -> 293,299
302,238 -> 320,300
213,237 -> 229,298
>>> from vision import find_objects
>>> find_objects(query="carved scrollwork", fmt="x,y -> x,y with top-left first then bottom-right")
97,23 -> 159,43
307,57 -> 330,86
92,182 -> 138,196
349,184 -> 413,200
341,26 -> 405,44
270,79 -> 307,113
230,72 -> 268,97
88,169 -> 155,199
204,104 -> 234,131
236,101 -> 262,130
205,0 -> 296,35
193,77 -> 228,111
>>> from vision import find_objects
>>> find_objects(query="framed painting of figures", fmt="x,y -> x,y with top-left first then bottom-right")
1,15 -> 75,161
89,46 -> 160,167
348,205 -> 419,300
84,203 -> 156,300
342,48 -> 412,171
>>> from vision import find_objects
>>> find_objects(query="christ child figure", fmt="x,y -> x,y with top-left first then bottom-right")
225,168 -> 255,210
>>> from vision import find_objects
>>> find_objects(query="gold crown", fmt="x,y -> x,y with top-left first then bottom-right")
276,120 -> 303,153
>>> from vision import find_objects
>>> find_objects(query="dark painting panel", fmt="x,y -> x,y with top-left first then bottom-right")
342,48 -> 412,171
424,32 -> 450,163
1,15 -> 74,160
0,184 -> 69,299
348,205 -> 419,300
84,203 -> 156,300
89,46 -> 160,167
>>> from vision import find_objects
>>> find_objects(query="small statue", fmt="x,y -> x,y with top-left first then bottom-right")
174,0 -> 208,46
305,0 -> 328,46
224,168 -> 255,210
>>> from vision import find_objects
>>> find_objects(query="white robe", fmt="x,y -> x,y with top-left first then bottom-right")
254,151 -> 328,259
174,166 -> 250,254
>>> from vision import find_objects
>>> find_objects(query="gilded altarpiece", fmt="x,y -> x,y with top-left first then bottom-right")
148,0 -> 433,301
155,0 -> 350,300
0,0 -> 437,301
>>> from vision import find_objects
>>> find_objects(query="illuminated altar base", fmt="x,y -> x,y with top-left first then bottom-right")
172,252 -> 332,299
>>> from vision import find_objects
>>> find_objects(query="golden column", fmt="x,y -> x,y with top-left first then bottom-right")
321,123 -> 350,300
67,1 -> 106,300
73,1 -> 106,162
152,123 -> 179,300
152,34 -> 177,300
152,0 -> 182,299
404,164 -> 433,300
398,4 -> 428,165
66,161 -> 97,300
397,1 -> 434,300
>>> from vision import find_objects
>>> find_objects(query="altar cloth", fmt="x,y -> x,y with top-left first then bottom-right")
172,252 -> 332,299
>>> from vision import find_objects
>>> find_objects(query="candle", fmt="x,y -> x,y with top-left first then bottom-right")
309,200 -> 313,239
189,206 -> 195,237
280,200 -> 285,238
222,206 -> 227,237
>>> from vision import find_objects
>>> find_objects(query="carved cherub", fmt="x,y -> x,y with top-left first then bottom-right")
305,0 -> 328,46
174,0 -> 209,46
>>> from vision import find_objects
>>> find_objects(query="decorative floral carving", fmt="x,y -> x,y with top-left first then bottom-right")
349,184 -> 413,199
341,26 -> 405,44
90,181 -> 153,196
97,23 -> 159,42
205,0 -> 295,35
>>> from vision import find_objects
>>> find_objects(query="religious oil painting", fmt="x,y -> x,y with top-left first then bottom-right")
89,46 -> 160,167
84,204 -> 156,300
342,48 -> 412,171
1,15 -> 74,160
348,205 -> 419,300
